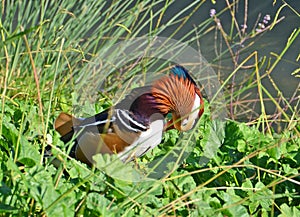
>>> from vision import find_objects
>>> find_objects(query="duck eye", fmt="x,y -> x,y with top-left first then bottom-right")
182,118 -> 189,126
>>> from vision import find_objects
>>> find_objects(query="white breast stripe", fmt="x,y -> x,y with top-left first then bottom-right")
128,115 -> 148,130
115,109 -> 147,132
116,109 -> 139,132
118,109 -> 148,130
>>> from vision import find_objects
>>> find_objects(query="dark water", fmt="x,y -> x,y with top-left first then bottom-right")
157,0 -> 299,122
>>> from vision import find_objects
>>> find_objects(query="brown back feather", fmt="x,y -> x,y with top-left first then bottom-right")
54,112 -> 79,137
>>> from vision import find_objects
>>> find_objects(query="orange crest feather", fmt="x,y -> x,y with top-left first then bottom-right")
151,74 -> 195,116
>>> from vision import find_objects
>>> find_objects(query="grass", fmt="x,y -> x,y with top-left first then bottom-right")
0,0 -> 299,216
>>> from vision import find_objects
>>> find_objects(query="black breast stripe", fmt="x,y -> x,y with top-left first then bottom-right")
115,109 -> 148,133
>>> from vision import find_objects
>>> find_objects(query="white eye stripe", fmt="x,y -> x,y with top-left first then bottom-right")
190,94 -> 201,118
180,94 -> 201,131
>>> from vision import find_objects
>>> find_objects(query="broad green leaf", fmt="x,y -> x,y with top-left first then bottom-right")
278,203 -> 300,217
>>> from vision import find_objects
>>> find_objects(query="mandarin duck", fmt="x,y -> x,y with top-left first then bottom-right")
54,65 -> 204,165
